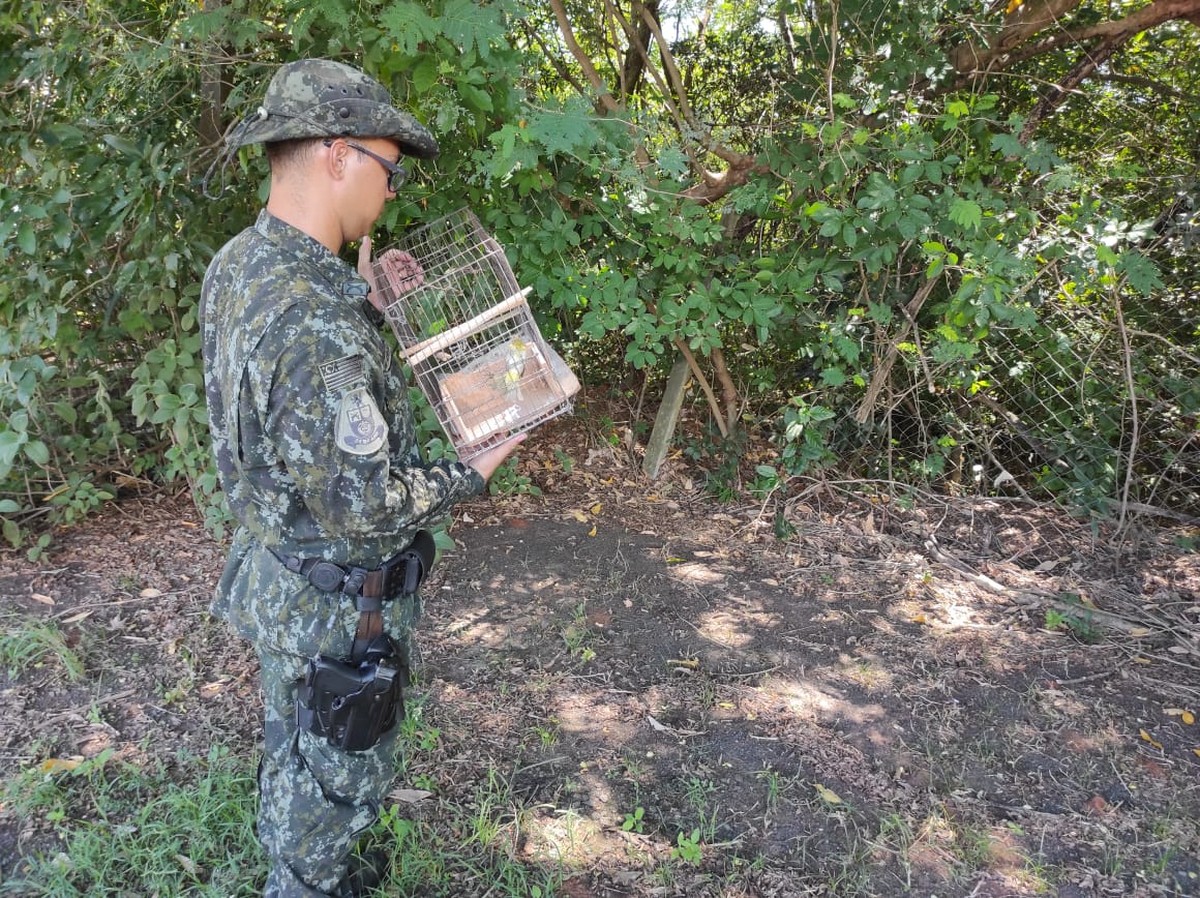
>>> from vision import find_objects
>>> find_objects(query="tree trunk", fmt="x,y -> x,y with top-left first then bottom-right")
197,0 -> 230,148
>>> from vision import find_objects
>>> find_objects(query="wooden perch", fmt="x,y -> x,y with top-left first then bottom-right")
401,288 -> 532,368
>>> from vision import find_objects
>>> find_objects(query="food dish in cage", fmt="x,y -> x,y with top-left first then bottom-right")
370,209 -> 579,458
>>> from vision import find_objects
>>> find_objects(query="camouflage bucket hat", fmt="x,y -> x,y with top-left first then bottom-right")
229,58 -> 438,159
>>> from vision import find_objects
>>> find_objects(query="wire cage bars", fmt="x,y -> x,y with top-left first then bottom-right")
370,208 -> 579,459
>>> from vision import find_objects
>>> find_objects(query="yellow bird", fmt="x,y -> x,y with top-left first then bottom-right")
500,337 -> 529,395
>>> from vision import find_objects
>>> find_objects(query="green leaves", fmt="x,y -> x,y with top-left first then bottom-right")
522,99 -> 605,157
1117,251 -> 1163,295
949,197 -> 983,232
16,221 -> 36,255
441,0 -> 506,60
0,429 -> 24,477
379,3 -> 440,56
0,0 -> 1192,534
0,409 -> 50,479
457,80 -> 493,113
410,55 -> 441,93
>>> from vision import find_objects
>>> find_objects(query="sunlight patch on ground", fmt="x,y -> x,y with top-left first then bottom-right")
666,561 -> 726,585
553,692 -> 636,743
692,608 -> 769,648
519,807 -> 619,867
761,675 -> 842,719
924,578 -> 987,628
832,652 -> 897,694
443,607 -> 514,647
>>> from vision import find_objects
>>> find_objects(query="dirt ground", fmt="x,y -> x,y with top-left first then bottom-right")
2,406 -> 1199,897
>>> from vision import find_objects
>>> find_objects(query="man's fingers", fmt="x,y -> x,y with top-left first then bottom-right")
358,237 -> 387,311
379,249 -> 426,295
357,236 -> 373,278
466,433 -> 527,481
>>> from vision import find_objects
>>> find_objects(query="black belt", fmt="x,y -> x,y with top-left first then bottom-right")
269,530 -> 435,609
270,530 -> 436,662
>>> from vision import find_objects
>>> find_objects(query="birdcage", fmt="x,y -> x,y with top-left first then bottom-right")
370,208 -> 579,459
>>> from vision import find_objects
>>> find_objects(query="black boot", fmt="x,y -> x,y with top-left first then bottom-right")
335,848 -> 390,898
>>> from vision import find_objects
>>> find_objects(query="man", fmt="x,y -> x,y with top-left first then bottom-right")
200,59 -> 522,897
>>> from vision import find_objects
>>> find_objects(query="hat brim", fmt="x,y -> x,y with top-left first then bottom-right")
229,104 -> 439,160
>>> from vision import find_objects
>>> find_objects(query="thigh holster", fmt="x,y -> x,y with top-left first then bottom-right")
295,640 -> 405,753
280,532 -> 435,753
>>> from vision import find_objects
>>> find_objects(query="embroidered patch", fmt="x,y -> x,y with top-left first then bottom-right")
319,355 -> 364,393
335,387 -> 388,455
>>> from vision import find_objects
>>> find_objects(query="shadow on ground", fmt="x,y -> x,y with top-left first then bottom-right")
1,431 -> 1198,897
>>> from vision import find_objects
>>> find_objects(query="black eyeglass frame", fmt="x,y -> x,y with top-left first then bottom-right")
322,138 -> 408,192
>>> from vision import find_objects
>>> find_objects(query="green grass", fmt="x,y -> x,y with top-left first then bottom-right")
5,684 -> 1190,898
560,601 -> 597,663
360,771 -> 563,897
0,615 -> 84,681
2,746 -> 261,896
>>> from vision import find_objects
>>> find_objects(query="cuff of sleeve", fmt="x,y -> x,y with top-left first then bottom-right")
458,463 -> 486,496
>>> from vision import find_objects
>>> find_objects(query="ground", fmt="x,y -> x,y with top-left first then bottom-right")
1,404 -> 1198,897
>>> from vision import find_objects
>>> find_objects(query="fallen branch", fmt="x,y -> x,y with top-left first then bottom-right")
674,337 -> 728,438
1006,590 -> 1167,640
922,536 -> 1197,654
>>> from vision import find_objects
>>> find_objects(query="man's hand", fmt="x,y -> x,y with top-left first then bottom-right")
378,249 -> 425,297
466,434 -> 527,482
357,240 -> 426,313
357,236 -> 384,312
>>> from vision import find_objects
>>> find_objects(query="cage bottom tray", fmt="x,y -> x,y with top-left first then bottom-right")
434,339 -> 579,457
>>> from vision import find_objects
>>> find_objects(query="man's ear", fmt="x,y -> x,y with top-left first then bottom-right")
325,139 -> 348,180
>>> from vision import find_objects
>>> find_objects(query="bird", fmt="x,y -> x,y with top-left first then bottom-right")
499,336 -> 529,398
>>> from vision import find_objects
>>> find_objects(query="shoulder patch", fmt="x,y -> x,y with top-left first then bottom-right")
335,387 -> 388,455
319,354 -> 364,393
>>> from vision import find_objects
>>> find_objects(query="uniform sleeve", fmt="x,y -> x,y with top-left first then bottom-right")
259,301 -> 484,540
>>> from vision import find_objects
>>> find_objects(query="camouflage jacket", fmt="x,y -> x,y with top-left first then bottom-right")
201,211 -> 483,651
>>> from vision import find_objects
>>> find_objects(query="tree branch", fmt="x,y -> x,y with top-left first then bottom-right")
1112,287 -> 1141,535
950,0 -> 1083,75
548,0 -> 621,116
674,337 -> 729,438
547,0 -> 651,167
638,4 -> 757,169
680,156 -> 763,205
521,20 -> 589,98
604,0 -> 691,140
1018,34 -> 1123,142
854,275 -> 941,424
710,345 -> 739,434
951,0 -> 1200,79
619,0 -> 657,101
1098,71 -> 1198,103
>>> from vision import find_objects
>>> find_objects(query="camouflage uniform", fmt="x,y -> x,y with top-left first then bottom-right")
200,60 -> 481,897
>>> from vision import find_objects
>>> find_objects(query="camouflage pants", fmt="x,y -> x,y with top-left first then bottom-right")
211,535 -> 422,896
256,642 -> 402,897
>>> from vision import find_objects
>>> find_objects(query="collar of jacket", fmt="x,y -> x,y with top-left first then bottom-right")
253,209 -> 370,301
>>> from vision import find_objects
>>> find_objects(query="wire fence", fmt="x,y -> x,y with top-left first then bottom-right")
885,294 -> 1200,521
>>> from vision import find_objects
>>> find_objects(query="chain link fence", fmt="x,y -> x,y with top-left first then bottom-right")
961,297 -> 1198,520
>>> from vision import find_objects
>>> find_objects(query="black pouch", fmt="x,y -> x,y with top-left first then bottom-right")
296,646 -> 404,752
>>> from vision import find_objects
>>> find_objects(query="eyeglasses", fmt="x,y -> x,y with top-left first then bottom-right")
323,138 -> 408,192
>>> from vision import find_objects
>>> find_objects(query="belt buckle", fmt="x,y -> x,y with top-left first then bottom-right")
308,561 -> 346,593
343,566 -> 369,596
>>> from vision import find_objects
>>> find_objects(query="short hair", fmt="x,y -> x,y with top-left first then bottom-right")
264,137 -> 324,175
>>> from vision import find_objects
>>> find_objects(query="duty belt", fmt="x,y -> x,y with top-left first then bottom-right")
270,530 -> 435,660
